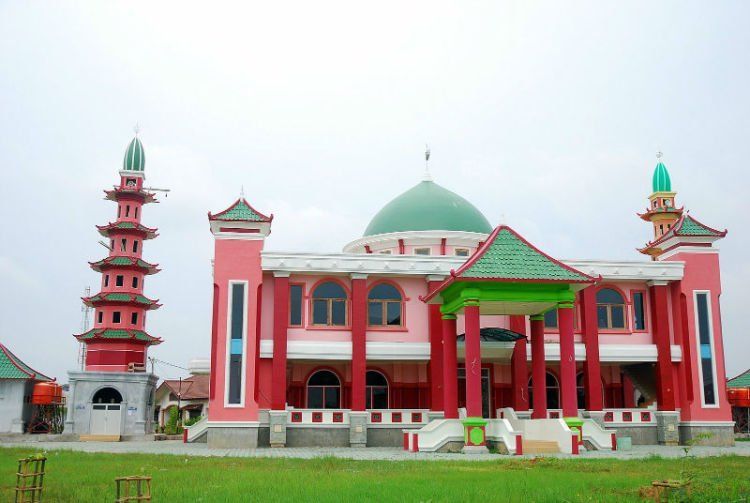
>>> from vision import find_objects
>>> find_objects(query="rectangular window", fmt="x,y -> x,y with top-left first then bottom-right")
228,283 -> 246,405
97,311 -> 103,324
104,275 -> 109,287
379,250 -> 392,254
115,275 -> 124,287
133,240 -> 139,253
121,239 -> 127,252
125,205 -> 130,217
132,277 -> 139,288
112,311 -> 121,323
289,284 -> 303,326
118,205 -> 122,218
414,248 -> 431,256
131,312 -> 138,325
632,292 -> 645,330
454,248 -> 470,257
135,207 -> 139,219
695,292 -> 717,406
544,309 -> 558,329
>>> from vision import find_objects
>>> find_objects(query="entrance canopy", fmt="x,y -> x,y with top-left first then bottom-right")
422,225 -> 598,315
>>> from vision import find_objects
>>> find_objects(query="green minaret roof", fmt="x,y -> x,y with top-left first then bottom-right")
363,180 -> 492,236
652,161 -> 671,192
123,136 -> 145,172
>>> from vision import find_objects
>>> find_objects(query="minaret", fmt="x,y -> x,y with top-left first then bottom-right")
637,153 -> 684,246
74,134 -> 162,371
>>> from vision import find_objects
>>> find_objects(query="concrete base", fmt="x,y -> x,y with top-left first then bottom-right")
207,425 -> 260,449
679,424 -> 735,447
64,371 -> 157,437
655,411 -> 680,446
611,426 -> 658,445
286,427 -> 349,447
269,411 -> 287,447
461,445 -> 490,454
349,412 -> 368,448
366,427 -> 404,447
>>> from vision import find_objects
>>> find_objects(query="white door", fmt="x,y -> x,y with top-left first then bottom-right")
90,404 -> 122,435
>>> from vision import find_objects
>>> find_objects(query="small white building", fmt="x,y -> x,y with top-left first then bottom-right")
0,343 -> 52,433
154,358 -> 209,428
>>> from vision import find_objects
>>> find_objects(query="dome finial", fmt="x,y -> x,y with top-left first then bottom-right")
133,122 -> 140,136
423,144 -> 433,182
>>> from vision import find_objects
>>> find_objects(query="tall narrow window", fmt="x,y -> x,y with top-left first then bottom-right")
544,309 -> 558,329
312,282 -> 347,326
115,275 -> 124,287
366,370 -> 389,409
125,205 -> 130,217
131,312 -> 138,325
368,283 -> 402,327
120,239 -> 127,252
632,292 -> 645,330
133,240 -> 139,253
596,288 -> 626,329
695,292 -> 717,405
104,275 -> 110,287
97,311 -> 103,324
228,283 -> 246,404
134,207 -> 139,219
117,205 -> 122,218
289,284 -> 303,326
132,277 -> 139,288
112,311 -> 121,323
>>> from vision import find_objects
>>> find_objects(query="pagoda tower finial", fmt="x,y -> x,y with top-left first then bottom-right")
423,144 -> 432,182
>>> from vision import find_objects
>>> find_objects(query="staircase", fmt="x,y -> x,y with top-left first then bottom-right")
522,440 -> 559,454
622,363 -> 657,402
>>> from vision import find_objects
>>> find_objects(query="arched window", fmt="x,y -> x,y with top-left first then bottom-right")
306,370 -> 341,409
92,387 -> 123,404
312,281 -> 347,326
528,372 -> 560,410
366,370 -> 389,409
367,283 -> 402,327
596,288 -> 626,329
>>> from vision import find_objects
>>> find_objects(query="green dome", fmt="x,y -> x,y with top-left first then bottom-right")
363,180 -> 492,236
123,137 -> 145,172
652,161 -> 671,192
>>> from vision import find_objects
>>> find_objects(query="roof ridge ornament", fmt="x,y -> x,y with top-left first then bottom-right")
423,144 -> 433,182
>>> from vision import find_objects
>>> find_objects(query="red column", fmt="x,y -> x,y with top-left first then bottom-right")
510,315 -> 529,411
351,276 -> 367,411
427,281 -> 444,412
464,304 -> 483,418
442,314 -> 458,419
559,304 -> 577,417
530,315 -> 547,418
271,275 -> 289,410
580,288 -> 603,411
650,283 -> 676,411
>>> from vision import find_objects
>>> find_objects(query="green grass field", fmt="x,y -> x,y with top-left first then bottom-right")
1,448 -> 748,502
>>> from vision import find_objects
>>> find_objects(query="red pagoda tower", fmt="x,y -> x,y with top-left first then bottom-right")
74,134 -> 163,371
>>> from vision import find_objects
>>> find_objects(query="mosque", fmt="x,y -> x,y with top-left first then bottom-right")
68,136 -> 734,453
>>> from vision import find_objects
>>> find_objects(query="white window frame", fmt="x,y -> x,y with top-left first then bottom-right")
693,290 -> 719,408
454,248 -> 470,257
413,247 -> 431,256
224,280 -> 248,408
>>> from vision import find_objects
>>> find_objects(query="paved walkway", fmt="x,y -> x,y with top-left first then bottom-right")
2,440 -> 749,461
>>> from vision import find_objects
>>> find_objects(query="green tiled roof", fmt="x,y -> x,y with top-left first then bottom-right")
210,199 -> 271,222
0,344 -> 51,380
86,293 -> 159,307
728,370 -> 750,389
75,328 -> 161,344
90,257 -> 159,273
677,215 -> 724,236
97,222 -> 157,237
458,227 -> 592,282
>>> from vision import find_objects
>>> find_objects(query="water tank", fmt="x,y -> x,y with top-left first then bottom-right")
31,382 -> 63,405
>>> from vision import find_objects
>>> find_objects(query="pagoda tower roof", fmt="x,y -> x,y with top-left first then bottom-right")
74,328 -> 162,345
83,292 -> 162,310
96,221 -> 158,239
89,256 -> 160,275
639,214 -> 727,256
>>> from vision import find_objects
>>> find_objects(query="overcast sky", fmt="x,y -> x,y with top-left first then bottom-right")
1,1 -> 748,382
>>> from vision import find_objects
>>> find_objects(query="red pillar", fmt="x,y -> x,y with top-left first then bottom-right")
464,304 -> 483,418
530,315 -> 547,418
427,280 -> 444,412
580,288 -> 603,411
351,276 -> 367,411
650,283 -> 676,411
559,305 -> 577,417
442,314 -> 458,419
510,315 -> 529,411
271,274 -> 289,410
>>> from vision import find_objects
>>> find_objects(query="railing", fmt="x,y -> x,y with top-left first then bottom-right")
184,416 -> 208,442
500,407 -> 578,454
602,408 -> 657,425
285,409 -> 431,427
367,409 -> 429,426
287,409 -> 350,426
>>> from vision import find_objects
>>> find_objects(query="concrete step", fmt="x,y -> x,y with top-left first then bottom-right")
79,434 -> 120,442
523,440 -> 559,454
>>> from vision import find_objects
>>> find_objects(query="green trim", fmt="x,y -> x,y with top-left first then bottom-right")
461,417 -> 488,427
558,302 -> 575,309
440,281 -> 576,315
530,314 -> 545,321
440,313 -> 457,320
75,328 -> 159,343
